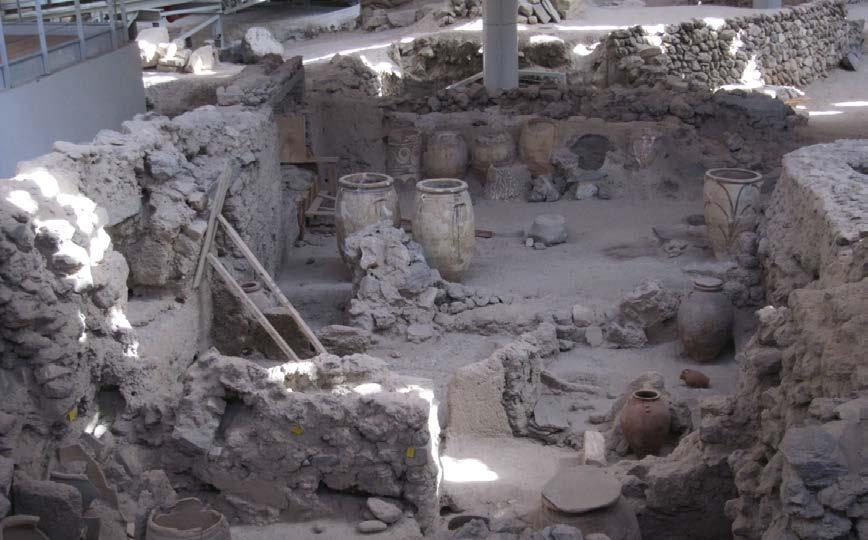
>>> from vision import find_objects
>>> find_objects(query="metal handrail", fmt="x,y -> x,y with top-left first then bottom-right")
0,0 -> 124,89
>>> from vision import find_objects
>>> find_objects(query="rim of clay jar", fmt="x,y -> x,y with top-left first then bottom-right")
432,130 -> 462,140
241,281 -> 261,293
475,130 -> 512,143
692,276 -> 724,292
525,117 -> 557,128
705,168 -> 763,184
339,172 -> 394,190
150,499 -> 224,535
388,127 -> 422,143
416,178 -> 468,194
632,389 -> 661,401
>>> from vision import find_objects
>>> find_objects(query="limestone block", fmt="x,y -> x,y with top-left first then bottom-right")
186,45 -> 216,74
528,214 -> 567,246
137,26 -> 169,68
240,27 -> 283,63
581,430 -> 607,466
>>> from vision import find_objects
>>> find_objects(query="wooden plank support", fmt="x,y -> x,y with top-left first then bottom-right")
216,214 -> 326,355
193,166 -> 232,288
208,254 -> 299,362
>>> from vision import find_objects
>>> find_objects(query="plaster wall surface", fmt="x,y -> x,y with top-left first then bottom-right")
0,43 -> 146,178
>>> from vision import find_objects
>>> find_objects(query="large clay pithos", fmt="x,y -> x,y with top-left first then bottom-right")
146,498 -> 230,540
619,389 -> 670,456
0,516 -> 51,540
519,118 -> 558,175
703,168 -> 763,260
423,131 -> 469,179
336,173 -> 401,263
387,127 -> 422,184
471,130 -> 515,177
677,277 -> 734,362
413,179 -> 475,281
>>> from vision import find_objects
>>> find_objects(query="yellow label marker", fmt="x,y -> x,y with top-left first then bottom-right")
405,447 -> 416,459
66,407 -> 78,422
290,425 -> 304,435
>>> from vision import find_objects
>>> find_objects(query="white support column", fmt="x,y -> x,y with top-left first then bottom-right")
482,0 -> 519,92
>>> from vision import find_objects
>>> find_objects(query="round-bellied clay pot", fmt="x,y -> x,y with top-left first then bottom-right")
677,277 -> 734,362
146,498 -> 229,540
703,168 -> 763,260
335,172 -> 401,263
519,118 -> 558,175
423,131 -> 469,179
471,131 -> 515,177
413,178 -> 475,281
619,389 -> 670,456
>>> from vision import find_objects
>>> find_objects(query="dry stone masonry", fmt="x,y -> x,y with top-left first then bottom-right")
599,0 -> 861,88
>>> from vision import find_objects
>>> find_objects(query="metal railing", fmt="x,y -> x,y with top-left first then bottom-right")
0,0 -> 128,88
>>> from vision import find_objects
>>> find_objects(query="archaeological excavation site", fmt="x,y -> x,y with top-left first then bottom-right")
0,0 -> 866,537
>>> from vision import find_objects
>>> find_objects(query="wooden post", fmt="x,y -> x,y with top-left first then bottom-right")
193,166 -> 232,288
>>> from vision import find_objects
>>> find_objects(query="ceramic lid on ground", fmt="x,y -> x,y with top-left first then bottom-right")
541,466 -> 622,514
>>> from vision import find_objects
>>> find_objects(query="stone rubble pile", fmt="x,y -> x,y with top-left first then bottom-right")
343,223 -> 508,342
137,26 -> 218,74
434,0 -> 578,27
600,0 -> 859,88
360,0 -> 429,31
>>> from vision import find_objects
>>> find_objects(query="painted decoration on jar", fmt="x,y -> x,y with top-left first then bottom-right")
387,128 -> 422,184
703,168 -> 763,260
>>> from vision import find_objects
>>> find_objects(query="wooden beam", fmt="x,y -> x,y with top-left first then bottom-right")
216,215 -> 327,355
193,166 -> 232,288
208,254 -> 299,362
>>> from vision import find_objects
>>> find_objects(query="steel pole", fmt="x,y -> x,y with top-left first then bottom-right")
482,0 -> 518,92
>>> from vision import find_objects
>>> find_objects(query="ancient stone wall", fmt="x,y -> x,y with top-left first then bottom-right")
165,351 -> 439,527
600,0 -> 858,88
709,140 -> 867,539
0,103 -> 296,470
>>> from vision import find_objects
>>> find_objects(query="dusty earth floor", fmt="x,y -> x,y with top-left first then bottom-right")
272,183 -> 751,535
184,2 -> 868,537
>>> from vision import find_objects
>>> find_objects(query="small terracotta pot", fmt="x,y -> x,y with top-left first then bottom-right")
619,389 -> 670,456
680,369 -> 710,388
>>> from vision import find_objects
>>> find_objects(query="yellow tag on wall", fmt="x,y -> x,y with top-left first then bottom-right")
290,425 -> 304,435
405,447 -> 416,459
66,407 -> 78,422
